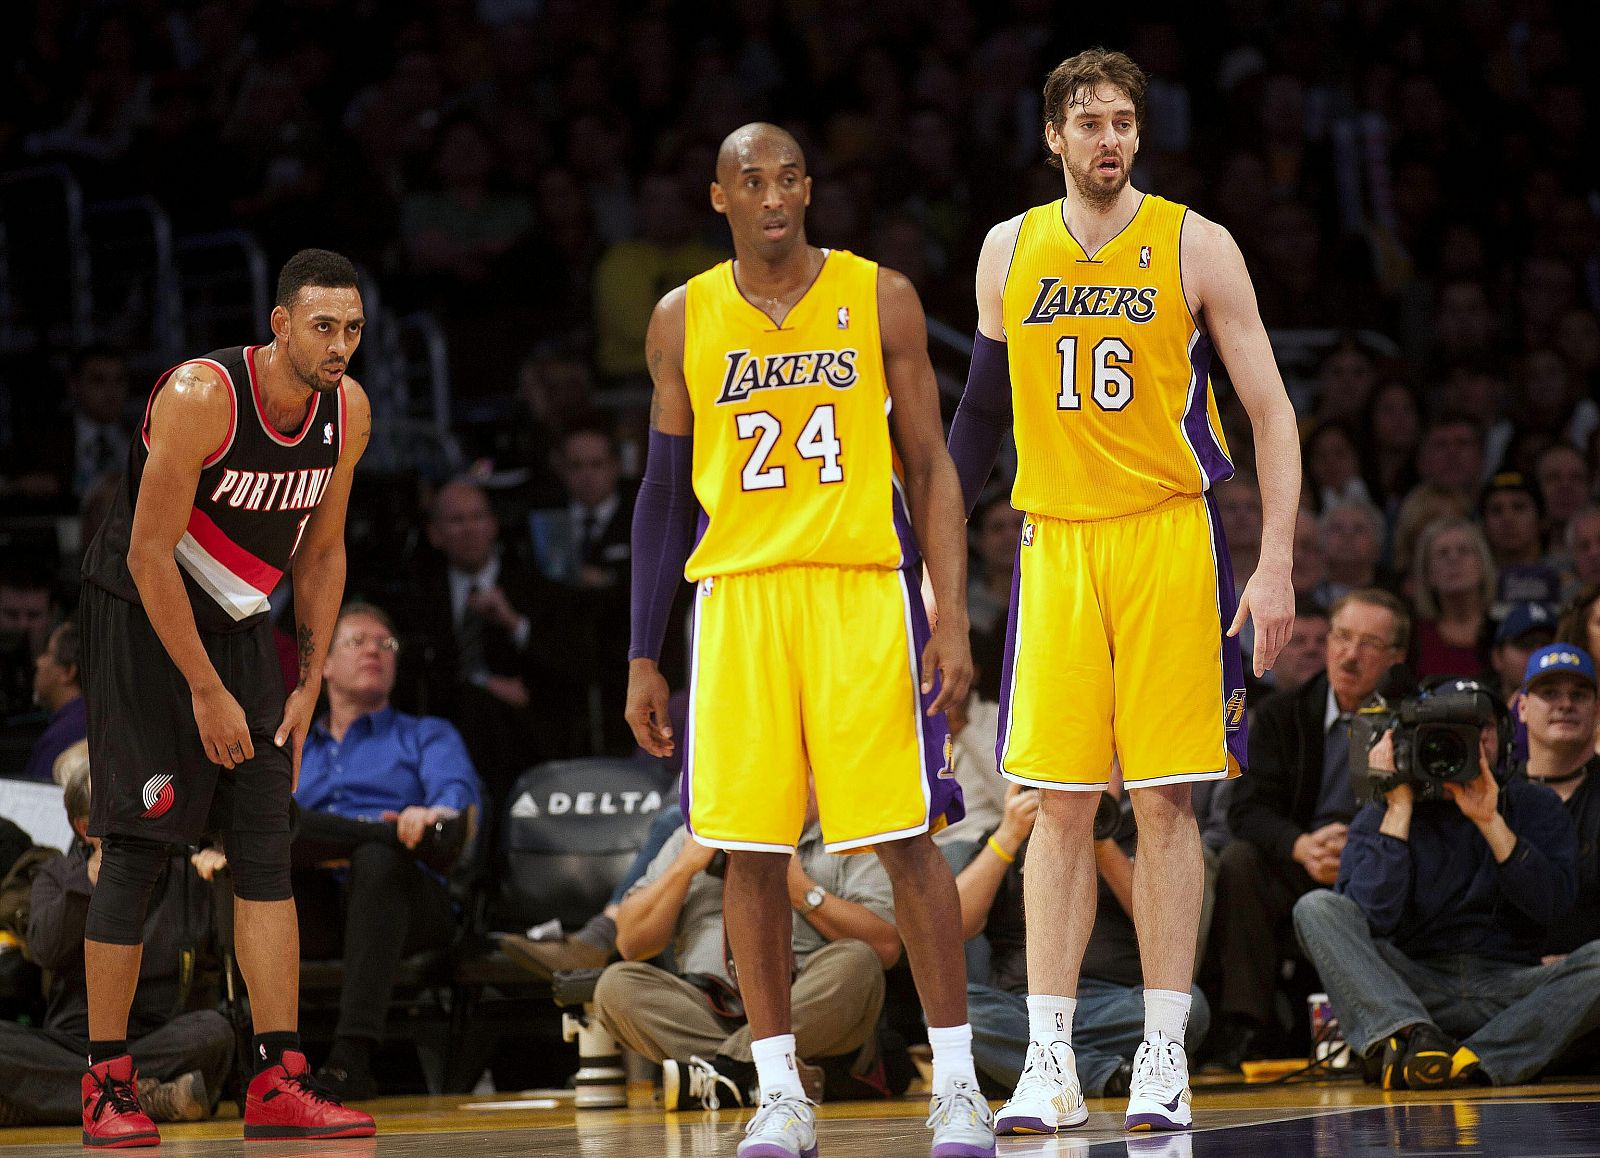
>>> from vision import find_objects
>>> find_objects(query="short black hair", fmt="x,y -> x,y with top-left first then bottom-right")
275,248 -> 359,309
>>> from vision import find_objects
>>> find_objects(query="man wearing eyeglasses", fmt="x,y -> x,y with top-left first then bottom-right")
197,601 -> 482,1099
1203,588 -> 1410,1071
1516,644 -> 1600,960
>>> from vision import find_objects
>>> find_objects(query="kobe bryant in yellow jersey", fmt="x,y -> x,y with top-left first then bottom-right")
624,123 -> 997,1156
947,50 -> 1300,1134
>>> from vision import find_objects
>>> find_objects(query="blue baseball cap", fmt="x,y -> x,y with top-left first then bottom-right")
1495,601 -> 1558,646
1522,644 -> 1598,690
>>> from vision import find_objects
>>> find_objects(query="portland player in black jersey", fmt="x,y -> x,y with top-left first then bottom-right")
77,249 -> 374,1146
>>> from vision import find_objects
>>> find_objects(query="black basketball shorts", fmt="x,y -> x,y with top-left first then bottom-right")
79,581 -> 293,844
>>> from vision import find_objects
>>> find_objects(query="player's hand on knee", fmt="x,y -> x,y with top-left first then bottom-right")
626,659 -> 674,756
193,683 -> 253,768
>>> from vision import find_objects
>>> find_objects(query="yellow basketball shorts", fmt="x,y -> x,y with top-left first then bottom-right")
684,564 -> 963,853
996,493 -> 1247,790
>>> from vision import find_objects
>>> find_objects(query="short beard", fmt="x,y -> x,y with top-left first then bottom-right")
1066,155 -> 1129,210
289,347 -> 341,394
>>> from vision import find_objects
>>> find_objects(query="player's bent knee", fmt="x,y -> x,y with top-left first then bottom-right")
86,835 -> 170,944
227,827 -> 293,901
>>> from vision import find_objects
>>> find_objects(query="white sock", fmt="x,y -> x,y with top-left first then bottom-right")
1028,994 -> 1076,1045
750,1033 -> 805,1100
1143,989 -> 1192,1043
927,1023 -> 977,1093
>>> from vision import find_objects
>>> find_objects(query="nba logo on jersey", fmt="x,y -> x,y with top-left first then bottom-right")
323,422 -> 334,445
1139,245 -> 1152,269
837,306 -> 850,329
699,576 -> 715,597
1021,521 -> 1035,547
1224,689 -> 1247,731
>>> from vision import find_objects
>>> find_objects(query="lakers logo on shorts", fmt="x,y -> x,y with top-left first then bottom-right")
1021,521 -> 1035,547
1224,689 -> 1247,732
939,733 -> 956,779
142,773 -> 176,819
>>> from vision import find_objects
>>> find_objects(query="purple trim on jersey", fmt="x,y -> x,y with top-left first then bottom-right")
1180,333 -> 1234,488
901,566 -> 965,830
890,481 -> 920,570
1205,491 -> 1249,772
993,527 -> 1025,776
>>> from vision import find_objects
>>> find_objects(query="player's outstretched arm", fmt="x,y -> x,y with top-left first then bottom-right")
946,215 -> 1023,515
280,379 -> 371,786
626,287 -> 695,756
880,267 -> 972,715
127,363 -> 252,769
1183,213 -> 1301,677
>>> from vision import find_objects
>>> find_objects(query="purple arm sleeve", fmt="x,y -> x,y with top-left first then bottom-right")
946,330 -> 1013,517
628,428 -> 696,663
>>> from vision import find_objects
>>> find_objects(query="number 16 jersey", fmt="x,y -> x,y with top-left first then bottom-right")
682,249 -> 911,580
1002,193 -> 1234,521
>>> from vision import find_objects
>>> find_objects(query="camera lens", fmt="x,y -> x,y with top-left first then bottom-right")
1418,730 -> 1466,780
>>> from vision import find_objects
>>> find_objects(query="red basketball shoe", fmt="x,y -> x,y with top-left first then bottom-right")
82,1055 -> 159,1148
244,1050 -> 376,1139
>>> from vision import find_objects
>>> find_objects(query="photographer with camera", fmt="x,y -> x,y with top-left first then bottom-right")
1292,648 -> 1600,1089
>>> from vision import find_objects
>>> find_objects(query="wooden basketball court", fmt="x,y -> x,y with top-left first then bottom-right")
6,1076 -> 1598,1156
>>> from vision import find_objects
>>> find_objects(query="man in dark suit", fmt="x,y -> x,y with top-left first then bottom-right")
0,347 -> 132,512
406,478 -> 557,799
555,426 -> 643,754
1204,588 -> 1411,1069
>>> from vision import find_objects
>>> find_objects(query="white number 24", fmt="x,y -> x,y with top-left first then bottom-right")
737,404 -> 845,491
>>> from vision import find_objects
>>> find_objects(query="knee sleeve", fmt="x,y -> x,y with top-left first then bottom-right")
85,836 -> 170,945
226,827 -> 293,901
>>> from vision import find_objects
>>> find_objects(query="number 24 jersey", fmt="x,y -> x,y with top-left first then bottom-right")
681,250 -> 912,581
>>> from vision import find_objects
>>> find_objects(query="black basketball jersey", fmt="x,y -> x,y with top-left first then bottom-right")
82,345 -> 345,634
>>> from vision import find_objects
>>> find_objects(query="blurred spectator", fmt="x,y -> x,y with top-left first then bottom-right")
1309,342 -> 1377,426
282,601 -> 480,1100
1480,472 -> 1563,606
19,621 -> 85,783
1427,279 -> 1499,370
1411,518 -> 1495,680
1567,509 -> 1600,590
1293,659 -> 1596,1089
1557,588 -> 1600,756
1207,590 -> 1409,1071
968,497 -> 1023,637
411,478 -> 548,791
593,792 -> 898,1110
1214,472 -> 1263,671
1490,603 -> 1559,704
1290,508 -> 1326,602
401,115 -> 534,292
963,780 -> 1210,1098
1271,599 -> 1332,697
1390,483 -> 1471,588
1415,416 -> 1487,504
1360,380 -> 1421,513
0,766 -> 231,1125
1303,421 -> 1372,514
592,172 -> 724,385
0,574 -> 58,659
1513,348 -> 1598,453
1312,498 -> 1389,607
1,347 -> 132,511
23,14 -> 151,164
1535,444 -> 1591,560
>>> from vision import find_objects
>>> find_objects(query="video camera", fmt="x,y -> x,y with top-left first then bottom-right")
1349,666 -> 1511,804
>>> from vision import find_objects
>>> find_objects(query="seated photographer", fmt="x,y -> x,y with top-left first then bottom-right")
962,779 -> 1210,1104
1206,589 -> 1408,1070
0,766 -> 232,1125
591,785 -> 898,1111
1515,645 -> 1600,958
1293,654 -> 1600,1088
287,601 -> 481,1099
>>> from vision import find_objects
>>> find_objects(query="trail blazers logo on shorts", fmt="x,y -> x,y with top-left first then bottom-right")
1224,689 -> 1247,731
141,774 -> 176,819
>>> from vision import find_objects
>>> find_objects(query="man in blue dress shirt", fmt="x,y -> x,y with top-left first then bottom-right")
291,601 -> 482,1098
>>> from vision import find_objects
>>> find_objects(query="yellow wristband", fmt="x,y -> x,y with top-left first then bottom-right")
986,835 -> 1016,865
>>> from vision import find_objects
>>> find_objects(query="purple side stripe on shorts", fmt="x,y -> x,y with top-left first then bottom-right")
993,523 -> 1025,776
901,565 -> 964,830
1203,491 -> 1249,773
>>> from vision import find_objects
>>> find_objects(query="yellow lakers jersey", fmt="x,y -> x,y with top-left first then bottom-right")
682,250 -> 908,580
1001,194 -> 1234,521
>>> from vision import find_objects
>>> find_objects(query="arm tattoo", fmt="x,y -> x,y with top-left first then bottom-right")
296,624 -> 314,688
649,390 -> 662,429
